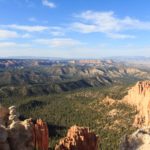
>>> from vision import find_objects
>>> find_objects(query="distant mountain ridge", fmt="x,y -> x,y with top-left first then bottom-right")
0,59 -> 149,97
1,56 -> 150,61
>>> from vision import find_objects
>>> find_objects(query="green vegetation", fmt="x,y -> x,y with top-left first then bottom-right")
0,61 -> 146,149
1,84 -> 137,150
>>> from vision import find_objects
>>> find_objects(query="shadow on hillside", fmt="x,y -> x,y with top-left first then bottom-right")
47,123 -> 66,138
19,115 -> 66,138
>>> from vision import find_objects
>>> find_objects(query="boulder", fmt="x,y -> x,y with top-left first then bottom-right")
8,119 -> 34,150
120,127 -> 150,150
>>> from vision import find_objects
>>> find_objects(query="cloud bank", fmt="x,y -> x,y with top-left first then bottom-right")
71,11 -> 150,39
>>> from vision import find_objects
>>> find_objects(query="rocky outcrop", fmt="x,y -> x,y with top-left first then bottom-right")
0,105 -> 49,150
1,105 -> 98,150
33,119 -> 49,150
120,127 -> 150,150
55,125 -> 99,150
123,81 -> 150,127
8,119 -> 34,150
0,105 -> 9,126
120,81 -> 150,149
0,125 -> 10,150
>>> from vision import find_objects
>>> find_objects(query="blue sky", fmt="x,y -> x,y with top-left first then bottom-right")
0,0 -> 150,58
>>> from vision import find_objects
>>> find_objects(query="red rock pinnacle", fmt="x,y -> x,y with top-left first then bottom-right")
55,125 -> 99,150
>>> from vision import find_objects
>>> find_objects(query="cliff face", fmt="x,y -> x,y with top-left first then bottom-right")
123,81 -> 150,127
55,125 -> 99,150
120,81 -> 150,149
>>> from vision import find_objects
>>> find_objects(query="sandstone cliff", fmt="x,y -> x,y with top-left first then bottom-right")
120,81 -> 150,149
55,125 -> 99,150
123,81 -> 150,127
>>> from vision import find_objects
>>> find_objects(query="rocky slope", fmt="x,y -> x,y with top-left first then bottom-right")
1,81 -> 150,150
123,81 -> 150,127
119,81 -> 150,150
0,63 -> 150,98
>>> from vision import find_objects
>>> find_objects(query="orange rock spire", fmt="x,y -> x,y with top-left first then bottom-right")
55,125 -> 99,150
33,119 -> 49,150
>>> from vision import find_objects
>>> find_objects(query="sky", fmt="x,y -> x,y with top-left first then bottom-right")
0,0 -> 150,58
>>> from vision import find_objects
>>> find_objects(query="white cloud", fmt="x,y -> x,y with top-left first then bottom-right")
1,24 -> 65,36
4,24 -> 48,32
107,33 -> 136,39
0,42 -> 31,48
0,29 -> 19,38
120,16 -> 150,30
71,23 -> 97,33
34,38 -> 83,47
0,29 -> 32,39
42,0 -> 56,8
74,11 -> 120,32
71,10 -> 150,39
22,33 -> 31,38
49,27 -> 65,36
0,42 -> 17,47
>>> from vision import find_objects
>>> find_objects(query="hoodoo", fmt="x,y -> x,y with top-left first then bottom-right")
123,81 -> 150,127
0,105 -> 49,150
55,125 -> 99,150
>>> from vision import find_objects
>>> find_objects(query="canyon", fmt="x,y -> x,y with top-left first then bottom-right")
0,59 -> 150,98
0,80 -> 150,149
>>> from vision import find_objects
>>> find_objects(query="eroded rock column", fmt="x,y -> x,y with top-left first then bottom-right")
55,125 -> 99,150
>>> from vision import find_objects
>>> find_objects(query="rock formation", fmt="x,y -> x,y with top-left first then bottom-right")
120,127 -> 150,150
123,81 -> 150,127
0,105 -> 9,126
55,125 -> 99,150
33,119 -> 49,150
0,105 -> 49,150
0,125 -> 10,150
120,81 -> 150,149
